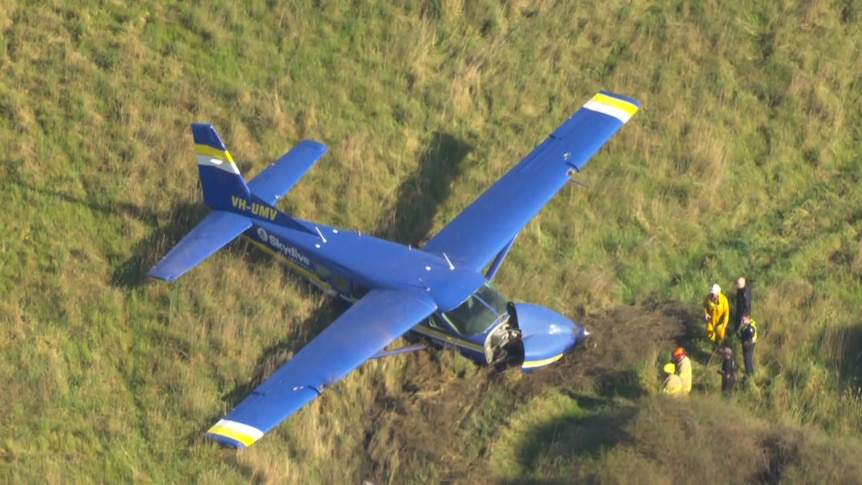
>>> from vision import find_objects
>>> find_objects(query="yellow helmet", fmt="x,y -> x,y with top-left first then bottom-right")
663,362 -> 676,374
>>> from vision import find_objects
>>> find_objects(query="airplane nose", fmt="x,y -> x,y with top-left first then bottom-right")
510,302 -> 582,370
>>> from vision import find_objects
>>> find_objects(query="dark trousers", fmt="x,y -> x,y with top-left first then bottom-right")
722,377 -> 735,396
742,342 -> 755,374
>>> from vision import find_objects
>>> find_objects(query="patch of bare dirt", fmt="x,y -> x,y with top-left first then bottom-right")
358,300 -> 698,482
520,300 -> 693,393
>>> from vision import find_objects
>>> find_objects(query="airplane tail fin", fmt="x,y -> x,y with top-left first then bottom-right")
192,123 -> 252,210
148,124 -> 320,281
147,124 -> 254,281
191,123 -> 314,234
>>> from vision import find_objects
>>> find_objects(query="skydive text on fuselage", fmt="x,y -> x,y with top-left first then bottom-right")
257,227 -> 311,266
231,196 -> 277,221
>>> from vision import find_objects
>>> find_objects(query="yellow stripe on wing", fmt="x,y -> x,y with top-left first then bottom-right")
207,420 -> 264,447
591,92 -> 639,115
583,92 -> 640,123
195,143 -> 236,163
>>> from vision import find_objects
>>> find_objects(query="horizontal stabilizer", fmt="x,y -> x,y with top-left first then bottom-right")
148,211 -> 251,281
248,140 -> 328,205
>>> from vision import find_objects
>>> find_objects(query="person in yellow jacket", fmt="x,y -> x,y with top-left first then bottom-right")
672,346 -> 692,394
662,362 -> 683,397
703,283 -> 730,345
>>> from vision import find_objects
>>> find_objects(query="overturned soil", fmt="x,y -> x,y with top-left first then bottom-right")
358,300 -> 699,481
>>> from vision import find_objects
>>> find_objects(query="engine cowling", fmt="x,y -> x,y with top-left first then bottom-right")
508,302 -> 585,371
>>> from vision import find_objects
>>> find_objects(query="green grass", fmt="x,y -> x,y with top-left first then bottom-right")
3,0 -> 862,482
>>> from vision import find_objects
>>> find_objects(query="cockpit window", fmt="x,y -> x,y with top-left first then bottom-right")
476,283 -> 508,315
442,283 -> 509,336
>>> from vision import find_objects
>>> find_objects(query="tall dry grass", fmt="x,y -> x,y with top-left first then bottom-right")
2,0 -> 862,482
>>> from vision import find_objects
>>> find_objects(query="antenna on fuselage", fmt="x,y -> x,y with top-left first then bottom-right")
314,226 -> 327,243
442,252 -> 455,270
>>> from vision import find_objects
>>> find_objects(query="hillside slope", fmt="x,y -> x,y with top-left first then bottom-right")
1,1 -> 862,483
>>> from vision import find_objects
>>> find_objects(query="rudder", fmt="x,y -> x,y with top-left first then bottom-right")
193,123 -> 252,209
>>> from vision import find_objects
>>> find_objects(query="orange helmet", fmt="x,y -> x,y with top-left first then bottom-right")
672,346 -> 686,360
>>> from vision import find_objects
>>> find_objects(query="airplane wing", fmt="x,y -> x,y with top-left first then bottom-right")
423,91 -> 640,272
206,288 -> 437,448
247,140 -> 328,205
148,210 -> 251,281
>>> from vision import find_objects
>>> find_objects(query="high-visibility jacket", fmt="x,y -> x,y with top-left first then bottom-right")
739,318 -> 758,344
663,374 -> 683,397
703,292 -> 730,341
676,356 -> 692,393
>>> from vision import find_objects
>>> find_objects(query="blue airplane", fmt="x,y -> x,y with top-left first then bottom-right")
148,90 -> 640,448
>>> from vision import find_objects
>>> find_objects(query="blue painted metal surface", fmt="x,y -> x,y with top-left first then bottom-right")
206,288 -> 436,447
191,123 -> 317,235
423,91 -> 641,272
248,140 -> 328,205
147,210 -> 251,281
192,123 -> 251,210
148,90 -> 640,448
248,218 -> 487,312
511,302 -> 586,370
485,236 -> 516,281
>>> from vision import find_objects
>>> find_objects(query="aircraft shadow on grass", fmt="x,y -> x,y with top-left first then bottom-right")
210,132 -> 472,435
375,131 -> 472,246
6,172 -> 210,289
818,323 -> 862,391
9,174 -> 164,228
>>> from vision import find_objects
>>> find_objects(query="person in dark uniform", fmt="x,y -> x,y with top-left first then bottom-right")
718,347 -> 735,397
738,314 -> 758,376
733,277 -> 751,333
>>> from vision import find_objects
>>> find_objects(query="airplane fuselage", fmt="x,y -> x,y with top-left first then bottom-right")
241,215 -> 582,369
243,216 -> 497,358
246,217 -> 484,310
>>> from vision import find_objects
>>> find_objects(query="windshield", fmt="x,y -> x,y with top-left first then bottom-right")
475,282 -> 508,315
442,283 -> 508,336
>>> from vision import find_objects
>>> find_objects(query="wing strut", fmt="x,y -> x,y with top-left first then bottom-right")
485,235 -> 517,281
370,343 -> 427,359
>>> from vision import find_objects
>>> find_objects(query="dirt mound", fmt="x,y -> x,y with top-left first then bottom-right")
518,300 -> 693,393
359,300 -> 697,481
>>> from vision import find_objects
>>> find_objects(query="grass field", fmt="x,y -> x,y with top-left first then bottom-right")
2,0 -> 862,483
